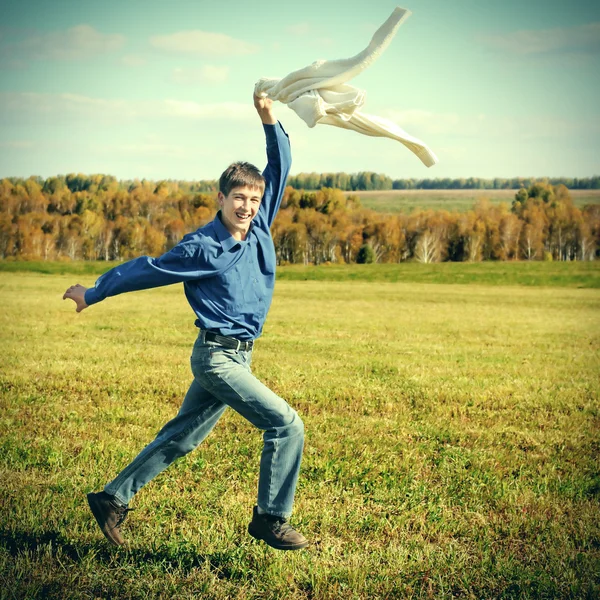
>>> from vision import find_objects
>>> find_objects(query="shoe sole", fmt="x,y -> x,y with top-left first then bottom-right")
248,523 -> 309,551
87,493 -> 124,546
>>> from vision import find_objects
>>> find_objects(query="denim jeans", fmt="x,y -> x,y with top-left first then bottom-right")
104,332 -> 304,518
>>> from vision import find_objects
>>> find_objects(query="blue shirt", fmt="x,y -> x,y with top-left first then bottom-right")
84,122 -> 291,341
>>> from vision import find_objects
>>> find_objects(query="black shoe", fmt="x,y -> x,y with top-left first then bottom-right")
248,506 -> 309,550
87,491 -> 134,546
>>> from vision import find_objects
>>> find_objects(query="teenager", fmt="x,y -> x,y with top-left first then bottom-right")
63,94 -> 308,551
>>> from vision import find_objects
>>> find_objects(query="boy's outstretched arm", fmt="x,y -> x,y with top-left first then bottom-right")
63,283 -> 89,312
61,231 -> 222,313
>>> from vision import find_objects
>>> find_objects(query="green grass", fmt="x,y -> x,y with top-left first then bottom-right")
1,270 -> 599,598
358,189 -> 600,214
2,260 -> 599,289
277,261 -> 600,288
158,188 -> 600,214
0,259 -> 124,276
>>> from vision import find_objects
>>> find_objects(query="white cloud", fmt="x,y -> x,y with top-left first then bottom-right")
120,54 -> 147,67
285,23 -> 311,36
2,92 -> 135,117
0,57 -> 28,69
316,37 -> 334,48
361,22 -> 380,35
2,24 -> 125,61
97,139 -> 189,158
435,145 -> 467,161
380,108 -> 600,143
477,21 -> 600,55
150,31 -> 258,56
3,93 -> 594,141
0,140 -> 34,149
163,99 -> 253,120
0,92 -> 255,122
172,65 -> 230,85
383,109 -> 463,136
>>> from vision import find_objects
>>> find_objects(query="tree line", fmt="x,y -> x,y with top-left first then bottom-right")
2,173 -> 599,196
287,173 -> 600,191
0,175 -> 598,264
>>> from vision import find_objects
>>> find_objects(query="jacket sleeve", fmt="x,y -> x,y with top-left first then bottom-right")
258,121 -> 292,227
84,235 -> 217,306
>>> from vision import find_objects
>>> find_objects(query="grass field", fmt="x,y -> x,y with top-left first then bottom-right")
1,263 -> 599,598
356,189 -> 600,214
105,187 -> 599,214
1,260 -> 599,289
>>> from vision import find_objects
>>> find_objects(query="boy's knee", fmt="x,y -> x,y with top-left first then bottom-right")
288,412 -> 304,438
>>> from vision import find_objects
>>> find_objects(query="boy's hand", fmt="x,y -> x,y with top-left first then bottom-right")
254,93 -> 277,125
63,284 -> 89,313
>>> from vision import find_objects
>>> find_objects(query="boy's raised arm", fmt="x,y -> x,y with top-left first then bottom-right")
254,94 -> 277,125
254,94 -> 292,227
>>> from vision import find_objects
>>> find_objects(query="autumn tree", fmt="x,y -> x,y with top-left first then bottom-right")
0,174 -> 596,264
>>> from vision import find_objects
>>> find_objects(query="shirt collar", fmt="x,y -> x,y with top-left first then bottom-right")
213,211 -> 254,251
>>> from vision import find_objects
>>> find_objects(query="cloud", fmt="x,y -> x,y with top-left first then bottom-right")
361,22 -> 381,35
2,93 -> 594,141
172,65 -> 230,85
0,92 -> 135,118
163,99 -> 253,120
435,145 -> 467,161
0,92 -> 255,122
0,57 -> 28,69
382,108 -> 600,141
477,21 -> 600,55
285,23 -> 311,36
316,37 -> 334,48
279,23 -> 333,50
150,31 -> 258,56
0,140 -> 34,149
97,139 -> 189,158
120,54 -> 147,67
383,109 -> 462,136
1,24 -> 125,61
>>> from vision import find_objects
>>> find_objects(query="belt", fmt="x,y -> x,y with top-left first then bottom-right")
204,331 -> 254,351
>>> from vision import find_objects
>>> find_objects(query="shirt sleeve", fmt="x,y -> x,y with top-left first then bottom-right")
259,121 -> 292,228
84,235 -> 218,306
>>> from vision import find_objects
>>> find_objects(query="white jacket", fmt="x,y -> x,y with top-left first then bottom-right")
254,7 -> 438,168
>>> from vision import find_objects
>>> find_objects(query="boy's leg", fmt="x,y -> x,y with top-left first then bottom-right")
190,344 -> 304,520
103,378 -> 227,506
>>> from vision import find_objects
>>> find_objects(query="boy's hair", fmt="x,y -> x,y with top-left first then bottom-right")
219,162 -> 266,197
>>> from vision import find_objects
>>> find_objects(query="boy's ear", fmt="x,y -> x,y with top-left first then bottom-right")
217,192 -> 224,205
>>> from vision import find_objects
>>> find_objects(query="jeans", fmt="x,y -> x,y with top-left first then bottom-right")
104,332 -> 304,518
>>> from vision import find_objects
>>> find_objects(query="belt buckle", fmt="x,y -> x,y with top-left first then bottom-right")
235,339 -> 241,352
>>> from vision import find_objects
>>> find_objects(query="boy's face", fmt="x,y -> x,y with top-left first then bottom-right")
218,186 -> 263,240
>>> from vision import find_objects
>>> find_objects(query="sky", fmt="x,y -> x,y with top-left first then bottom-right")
0,0 -> 599,181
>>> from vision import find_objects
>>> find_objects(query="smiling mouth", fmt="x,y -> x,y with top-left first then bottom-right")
235,212 -> 251,221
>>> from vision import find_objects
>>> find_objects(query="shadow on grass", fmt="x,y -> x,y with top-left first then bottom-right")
0,528 -> 257,580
